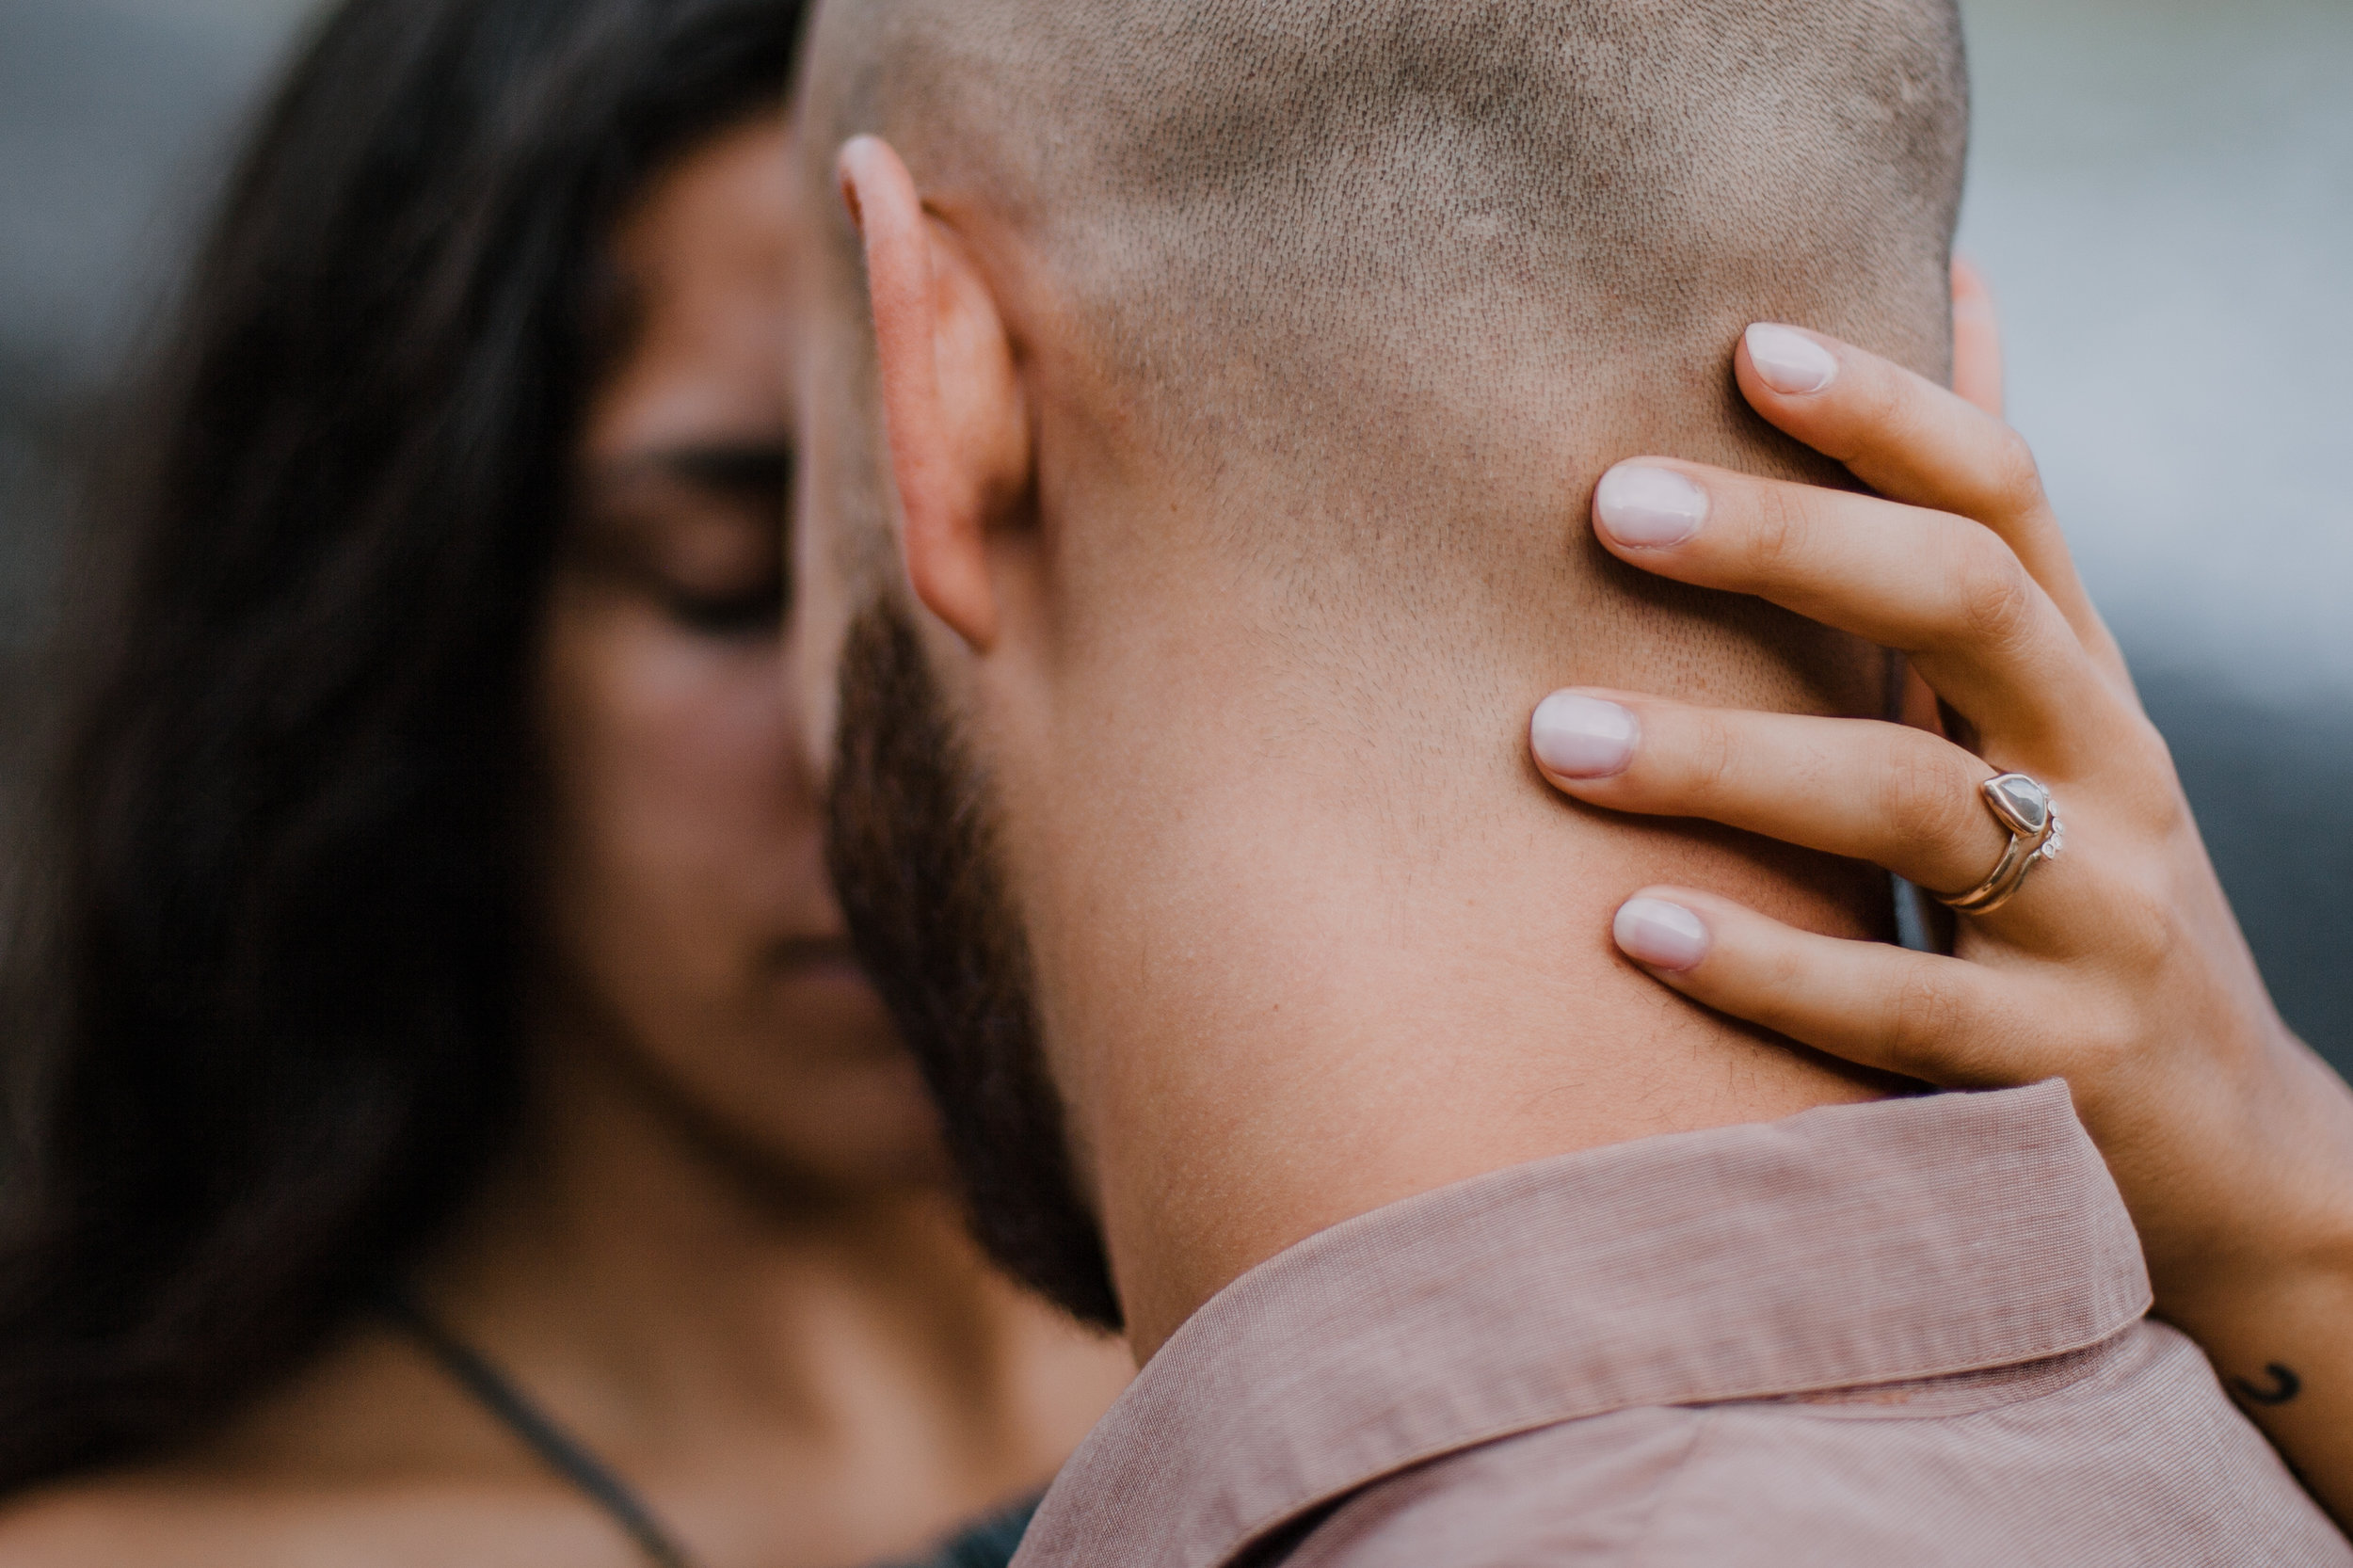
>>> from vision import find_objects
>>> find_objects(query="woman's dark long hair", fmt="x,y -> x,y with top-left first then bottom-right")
0,0 -> 802,1494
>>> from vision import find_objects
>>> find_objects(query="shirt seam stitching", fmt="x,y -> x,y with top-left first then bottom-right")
1694,1336 -> 2137,1426
1209,1308 -> 2150,1566
1625,1408 -> 1719,1568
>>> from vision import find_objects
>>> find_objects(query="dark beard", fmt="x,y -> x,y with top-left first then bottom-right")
824,597 -> 1123,1330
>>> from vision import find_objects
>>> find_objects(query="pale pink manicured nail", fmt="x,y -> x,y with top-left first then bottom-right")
1593,464 -> 1706,548
1530,693 -> 1640,779
1744,323 -> 1840,395
1614,898 -> 1711,972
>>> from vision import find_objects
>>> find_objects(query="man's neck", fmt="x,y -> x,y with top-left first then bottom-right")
1000,605 -> 1894,1359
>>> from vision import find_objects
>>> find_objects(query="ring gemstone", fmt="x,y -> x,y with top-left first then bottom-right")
1984,774 -> 2052,837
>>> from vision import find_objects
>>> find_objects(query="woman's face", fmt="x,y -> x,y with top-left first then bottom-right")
534,115 -> 946,1192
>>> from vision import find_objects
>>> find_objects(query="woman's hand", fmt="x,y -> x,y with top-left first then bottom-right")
1529,310 -> 2353,1523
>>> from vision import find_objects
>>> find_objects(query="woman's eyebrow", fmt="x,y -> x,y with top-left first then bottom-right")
650,442 -> 792,494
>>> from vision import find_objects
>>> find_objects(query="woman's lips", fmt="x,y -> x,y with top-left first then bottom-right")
762,935 -> 905,1066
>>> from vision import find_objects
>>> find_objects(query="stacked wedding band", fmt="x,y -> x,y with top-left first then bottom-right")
1938,773 -> 2065,917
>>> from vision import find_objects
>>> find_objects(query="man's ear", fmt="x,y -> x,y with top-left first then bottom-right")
1951,256 -> 2005,420
837,136 -> 1027,652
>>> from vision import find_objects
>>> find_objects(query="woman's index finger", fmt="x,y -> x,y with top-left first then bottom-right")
1732,323 -> 2123,681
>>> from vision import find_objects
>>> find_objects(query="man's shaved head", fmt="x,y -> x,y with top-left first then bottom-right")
805,0 -> 1966,603
804,0 -> 1970,1325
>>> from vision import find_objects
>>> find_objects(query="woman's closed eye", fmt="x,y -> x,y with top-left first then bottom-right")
576,443 -> 794,637
662,571 -> 785,637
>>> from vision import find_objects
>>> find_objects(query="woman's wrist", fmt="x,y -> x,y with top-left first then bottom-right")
2133,1025 -> 2353,1304
2152,1048 -> 2353,1398
2160,1242 -> 2353,1527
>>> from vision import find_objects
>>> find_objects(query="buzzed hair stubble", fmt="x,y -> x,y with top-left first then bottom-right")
805,0 -> 1967,600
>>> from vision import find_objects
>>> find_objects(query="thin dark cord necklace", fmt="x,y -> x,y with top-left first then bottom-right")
377,1288 -> 698,1568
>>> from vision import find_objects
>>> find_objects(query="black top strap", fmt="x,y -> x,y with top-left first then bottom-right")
378,1288 -> 698,1568
381,1286 -> 1045,1568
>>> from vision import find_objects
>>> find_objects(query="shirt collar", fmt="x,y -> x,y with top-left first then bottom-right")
1017,1081 -> 2151,1568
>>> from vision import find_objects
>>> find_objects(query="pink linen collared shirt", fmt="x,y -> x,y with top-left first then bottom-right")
1015,1081 -> 2348,1567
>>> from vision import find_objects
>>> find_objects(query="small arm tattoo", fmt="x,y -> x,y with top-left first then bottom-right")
2231,1364 -> 2302,1407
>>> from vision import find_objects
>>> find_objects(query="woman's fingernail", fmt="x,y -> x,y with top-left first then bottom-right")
1593,464 -> 1706,548
1530,693 -> 1640,779
1614,898 -> 1711,972
1745,323 -> 1840,395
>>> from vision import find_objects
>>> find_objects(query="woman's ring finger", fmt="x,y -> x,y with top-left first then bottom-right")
1934,773 -> 2064,917
1530,695 -> 2030,897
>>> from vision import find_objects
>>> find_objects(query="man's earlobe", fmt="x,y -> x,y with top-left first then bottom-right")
1951,256 -> 2004,420
837,136 -> 1028,653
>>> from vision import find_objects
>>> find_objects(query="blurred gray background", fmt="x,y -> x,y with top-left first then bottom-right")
1,0 -> 2347,1068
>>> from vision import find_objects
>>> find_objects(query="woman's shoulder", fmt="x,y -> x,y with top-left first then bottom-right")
0,1480 -> 154,1567
0,1323 -> 632,1568
0,1467 -> 637,1568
